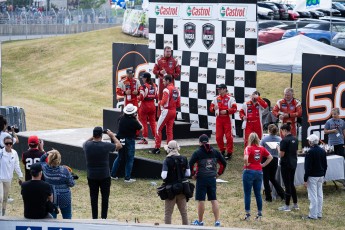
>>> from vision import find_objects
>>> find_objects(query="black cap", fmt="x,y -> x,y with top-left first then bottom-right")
199,134 -> 209,143
93,126 -> 103,137
141,72 -> 151,79
216,84 -> 227,89
126,68 -> 134,74
30,163 -> 42,174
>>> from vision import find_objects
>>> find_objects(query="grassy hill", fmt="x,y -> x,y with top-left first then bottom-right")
2,26 -> 301,131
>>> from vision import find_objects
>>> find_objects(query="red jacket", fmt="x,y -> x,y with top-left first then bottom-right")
160,83 -> 181,110
210,94 -> 237,115
116,76 -> 140,105
153,56 -> 180,80
272,98 -> 302,124
138,83 -> 158,102
239,97 -> 268,121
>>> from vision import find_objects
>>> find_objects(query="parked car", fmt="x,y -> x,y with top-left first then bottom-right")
288,10 -> 300,20
286,4 -> 311,19
258,20 -> 319,45
309,10 -> 325,19
258,6 -> 274,20
267,2 -> 289,20
332,32 -> 345,49
258,20 -> 286,30
257,2 -> 280,20
282,22 -> 345,44
317,8 -> 342,17
332,2 -> 345,17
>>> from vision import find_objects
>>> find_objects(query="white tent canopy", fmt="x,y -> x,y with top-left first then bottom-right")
257,35 -> 345,74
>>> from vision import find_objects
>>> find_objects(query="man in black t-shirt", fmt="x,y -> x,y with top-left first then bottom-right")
110,104 -> 142,182
22,135 -> 45,181
83,126 -> 122,219
21,163 -> 53,219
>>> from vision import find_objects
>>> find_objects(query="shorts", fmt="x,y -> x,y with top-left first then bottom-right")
195,176 -> 217,201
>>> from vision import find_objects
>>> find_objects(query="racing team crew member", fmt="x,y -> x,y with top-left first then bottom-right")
272,88 -> 302,137
209,84 -> 237,160
116,68 -> 141,107
239,91 -> 268,147
151,75 -> 180,155
137,72 -> 158,144
153,46 -> 181,100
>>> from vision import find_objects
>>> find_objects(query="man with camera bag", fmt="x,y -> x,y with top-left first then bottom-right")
83,126 -> 122,219
189,134 -> 227,227
111,104 -> 142,183
161,140 -> 190,225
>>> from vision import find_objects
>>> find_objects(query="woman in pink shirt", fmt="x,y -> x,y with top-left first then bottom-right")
242,132 -> 273,221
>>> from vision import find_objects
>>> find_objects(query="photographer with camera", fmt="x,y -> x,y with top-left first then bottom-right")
111,103 -> 142,183
0,115 -> 19,148
83,126 -> 122,219
40,150 -> 75,219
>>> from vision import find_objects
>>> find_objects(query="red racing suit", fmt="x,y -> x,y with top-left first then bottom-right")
209,94 -> 237,154
272,98 -> 302,137
138,82 -> 158,139
116,75 -> 141,106
153,56 -> 181,100
155,83 -> 180,149
239,97 -> 268,147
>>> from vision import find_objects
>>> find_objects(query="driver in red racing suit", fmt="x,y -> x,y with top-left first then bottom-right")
150,75 -> 180,154
153,46 -> 180,100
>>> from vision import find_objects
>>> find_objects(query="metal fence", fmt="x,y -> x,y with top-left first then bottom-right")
0,8 -> 124,36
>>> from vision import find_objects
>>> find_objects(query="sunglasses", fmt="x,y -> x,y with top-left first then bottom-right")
5,142 -> 13,146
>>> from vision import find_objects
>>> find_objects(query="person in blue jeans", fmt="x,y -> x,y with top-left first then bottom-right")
111,104 -> 142,183
242,132 -> 273,221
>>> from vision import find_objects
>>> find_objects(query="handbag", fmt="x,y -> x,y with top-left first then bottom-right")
157,185 -> 168,200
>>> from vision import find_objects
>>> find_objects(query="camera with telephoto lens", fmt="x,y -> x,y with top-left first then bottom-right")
7,125 -> 19,133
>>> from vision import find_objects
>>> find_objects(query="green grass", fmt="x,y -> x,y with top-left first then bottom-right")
7,144 -> 345,229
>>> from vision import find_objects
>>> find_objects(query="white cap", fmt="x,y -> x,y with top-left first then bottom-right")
307,134 -> 319,143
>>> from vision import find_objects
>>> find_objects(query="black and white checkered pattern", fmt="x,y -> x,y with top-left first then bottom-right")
148,9 -> 257,134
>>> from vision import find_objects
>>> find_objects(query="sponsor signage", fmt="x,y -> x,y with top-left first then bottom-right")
178,20 -> 222,53
301,53 -> 345,147
149,3 -> 180,18
218,4 -> 256,21
182,4 -> 217,19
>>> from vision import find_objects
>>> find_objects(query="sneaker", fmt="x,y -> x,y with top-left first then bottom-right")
225,153 -> 232,161
111,177 -> 118,180
124,179 -> 136,183
278,205 -> 291,212
137,138 -> 148,144
255,213 -> 262,221
292,204 -> 300,210
302,216 -> 317,220
215,220 -> 221,227
150,148 -> 161,154
242,213 -> 251,221
7,197 -> 14,203
191,220 -> 204,226
318,216 -> 322,219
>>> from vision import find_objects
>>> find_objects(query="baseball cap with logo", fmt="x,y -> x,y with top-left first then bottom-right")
126,68 -> 134,74
28,135 -> 39,145
199,134 -> 209,143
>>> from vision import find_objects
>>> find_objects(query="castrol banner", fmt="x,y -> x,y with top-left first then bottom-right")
178,20 -> 222,53
218,4 -> 256,21
181,4 -> 218,20
301,53 -> 345,147
149,3 -> 181,18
